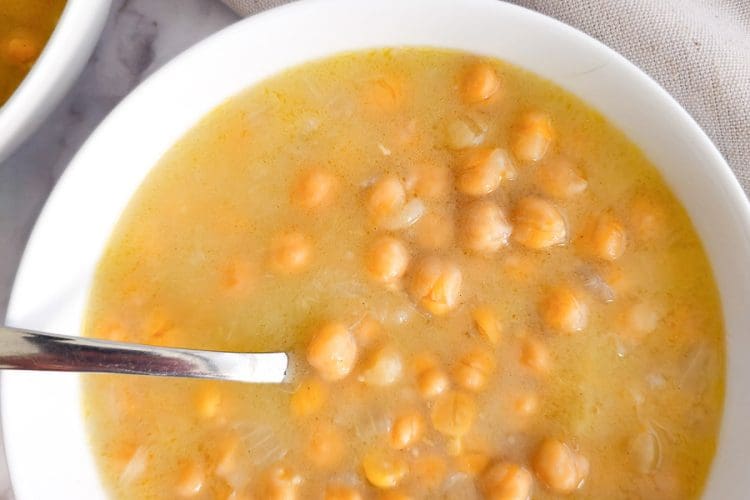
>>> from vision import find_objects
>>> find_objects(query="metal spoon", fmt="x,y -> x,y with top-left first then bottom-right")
0,325 -> 290,383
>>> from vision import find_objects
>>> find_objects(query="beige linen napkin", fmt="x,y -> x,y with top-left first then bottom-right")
221,0 -> 750,194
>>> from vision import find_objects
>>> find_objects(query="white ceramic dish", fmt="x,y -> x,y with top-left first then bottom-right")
0,0 -> 111,163
3,0 -> 749,498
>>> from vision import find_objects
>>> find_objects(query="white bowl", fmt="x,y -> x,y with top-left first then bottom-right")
3,0 -> 749,498
0,0 -> 111,162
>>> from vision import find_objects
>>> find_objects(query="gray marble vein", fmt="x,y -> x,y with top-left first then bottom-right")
0,1 -> 236,497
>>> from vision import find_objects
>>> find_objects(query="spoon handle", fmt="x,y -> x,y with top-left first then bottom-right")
0,325 -> 289,383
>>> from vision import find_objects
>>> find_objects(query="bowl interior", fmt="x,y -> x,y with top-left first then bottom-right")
4,0 -> 750,498
0,0 -> 111,162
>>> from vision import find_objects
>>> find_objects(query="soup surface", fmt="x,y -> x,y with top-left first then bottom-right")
83,49 -> 724,500
0,0 -> 66,106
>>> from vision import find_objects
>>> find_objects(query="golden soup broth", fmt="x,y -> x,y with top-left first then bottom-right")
0,0 -> 67,106
83,49 -> 724,500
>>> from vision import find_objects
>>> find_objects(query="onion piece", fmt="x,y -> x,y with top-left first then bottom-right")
237,424 -> 287,467
119,446 -> 148,483
382,198 -> 425,230
440,472 -> 480,499
446,116 -> 488,149
578,266 -> 616,303
629,426 -> 662,473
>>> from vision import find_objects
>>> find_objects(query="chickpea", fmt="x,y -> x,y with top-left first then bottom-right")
533,439 -> 589,494
215,435 -> 240,479
306,322 -> 358,381
394,118 -> 419,147
455,450 -> 491,476
414,212 -> 454,250
290,377 -> 327,417
446,437 -> 464,457
431,390 -> 476,438
195,384 -> 222,419
456,148 -> 516,196
306,422 -> 344,469
408,256 -> 462,315
111,389 -> 137,421
260,463 -> 303,500
620,301 -> 661,340
292,167 -> 338,209
417,366 -> 450,399
413,352 -> 449,398
461,200 -> 512,253
378,194 -> 425,231
269,232 -> 312,273
362,76 -> 403,113
96,319 -> 126,342
521,338 -> 551,374
472,305 -> 501,344
481,462 -> 533,500
629,196 -> 665,241
176,461 -> 204,497
144,308 -> 175,342
3,33 -> 39,65
360,345 -> 403,387
536,158 -> 587,199
412,351 -> 440,374
539,286 -> 588,333
325,485 -> 363,500
221,258 -> 255,295
362,450 -> 408,489
512,197 -> 567,249
390,411 -> 424,450
513,111 -> 554,163
366,236 -> 410,285
581,213 -> 627,261
408,162 -> 452,199
453,349 -> 496,392
366,174 -> 406,221
354,315 -> 383,347
446,116 -> 488,149
462,62 -> 501,104
514,393 -> 539,416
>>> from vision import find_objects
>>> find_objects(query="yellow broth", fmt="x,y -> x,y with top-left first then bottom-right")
82,49 -> 724,499
0,0 -> 67,106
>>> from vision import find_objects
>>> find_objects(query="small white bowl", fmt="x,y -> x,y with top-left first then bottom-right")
0,0 -> 111,162
3,0 -> 749,498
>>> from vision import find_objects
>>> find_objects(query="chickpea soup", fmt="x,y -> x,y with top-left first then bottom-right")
83,49 -> 724,499
0,0 -> 67,105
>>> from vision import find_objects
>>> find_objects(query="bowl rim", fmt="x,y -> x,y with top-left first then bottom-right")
3,0 -> 749,498
0,0 -> 111,162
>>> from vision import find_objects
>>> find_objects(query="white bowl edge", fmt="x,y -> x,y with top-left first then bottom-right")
0,0 -> 112,162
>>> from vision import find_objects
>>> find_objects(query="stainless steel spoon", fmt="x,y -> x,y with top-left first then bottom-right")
0,325 -> 290,383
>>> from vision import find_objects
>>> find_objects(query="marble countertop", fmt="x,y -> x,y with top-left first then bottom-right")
0,1 -> 238,496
